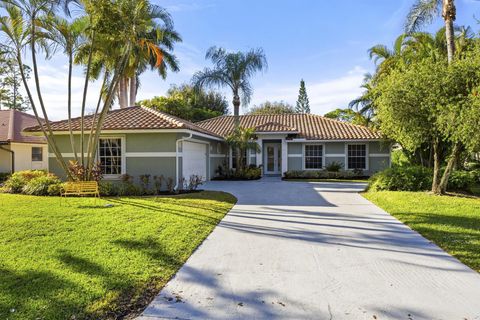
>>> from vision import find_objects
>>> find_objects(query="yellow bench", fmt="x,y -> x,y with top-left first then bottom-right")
61,181 -> 100,198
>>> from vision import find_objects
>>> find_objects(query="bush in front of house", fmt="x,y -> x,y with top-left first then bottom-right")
1,170 -> 63,196
367,166 -> 433,192
447,170 -> 477,191
213,164 -> 262,180
325,161 -> 343,172
283,169 -> 357,180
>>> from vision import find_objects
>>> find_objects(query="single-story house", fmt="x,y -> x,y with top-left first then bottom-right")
24,106 -> 390,183
0,109 -> 48,173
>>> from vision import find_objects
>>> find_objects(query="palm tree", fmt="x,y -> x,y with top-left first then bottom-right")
192,46 -> 267,126
368,34 -> 408,77
225,127 -> 260,171
348,73 -> 376,127
405,0 -> 456,63
118,4 -> 181,108
45,16 -> 87,162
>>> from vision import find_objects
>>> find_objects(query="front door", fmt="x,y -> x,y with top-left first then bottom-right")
264,143 -> 281,175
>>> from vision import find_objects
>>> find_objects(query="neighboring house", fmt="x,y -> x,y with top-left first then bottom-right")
23,106 -> 390,185
0,109 -> 48,173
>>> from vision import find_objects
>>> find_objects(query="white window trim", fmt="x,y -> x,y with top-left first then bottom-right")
345,143 -> 369,171
98,135 -> 126,180
229,146 -> 250,169
302,143 -> 325,170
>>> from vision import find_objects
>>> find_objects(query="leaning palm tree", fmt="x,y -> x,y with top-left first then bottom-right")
405,0 -> 456,63
192,46 -> 267,126
368,34 -> 409,77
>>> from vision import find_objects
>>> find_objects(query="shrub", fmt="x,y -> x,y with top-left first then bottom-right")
166,177 -> 175,193
243,167 -> 261,180
284,170 -> 355,180
391,149 -> 411,167
187,175 -> 203,191
325,161 -> 343,172
153,175 -> 164,194
447,170 -> 476,191
3,170 -> 48,193
99,181 -> 119,196
0,172 -> 10,183
368,166 -> 433,192
22,174 -> 62,196
139,174 -> 151,194
47,183 -> 64,196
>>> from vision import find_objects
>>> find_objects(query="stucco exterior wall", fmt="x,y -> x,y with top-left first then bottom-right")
8,143 -> 48,172
286,141 -> 391,175
0,145 -> 12,173
48,132 -> 223,183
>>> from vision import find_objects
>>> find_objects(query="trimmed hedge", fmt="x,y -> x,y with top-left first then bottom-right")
284,170 -> 359,179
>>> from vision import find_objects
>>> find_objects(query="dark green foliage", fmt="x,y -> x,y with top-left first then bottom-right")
139,84 -> 228,122
284,170 -> 358,179
0,172 -> 10,183
325,161 -> 343,172
295,79 -> 310,113
323,108 -> 368,125
214,165 -> 262,180
368,166 -> 433,191
248,101 -> 295,115
0,57 -> 31,111
447,170 -> 476,191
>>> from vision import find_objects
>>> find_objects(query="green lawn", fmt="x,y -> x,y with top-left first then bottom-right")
363,191 -> 480,272
0,191 -> 236,320
284,178 -> 368,183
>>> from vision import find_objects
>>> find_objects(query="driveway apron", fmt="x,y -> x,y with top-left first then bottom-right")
139,179 -> 480,320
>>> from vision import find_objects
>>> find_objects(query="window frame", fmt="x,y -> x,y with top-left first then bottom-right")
31,146 -> 43,162
345,143 -> 368,170
230,147 -> 249,169
98,136 -> 126,179
302,143 -> 325,170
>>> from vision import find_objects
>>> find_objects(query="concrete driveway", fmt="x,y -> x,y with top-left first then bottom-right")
140,179 -> 480,320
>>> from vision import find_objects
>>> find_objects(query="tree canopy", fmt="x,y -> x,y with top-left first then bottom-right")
247,101 -> 295,115
139,84 -> 229,122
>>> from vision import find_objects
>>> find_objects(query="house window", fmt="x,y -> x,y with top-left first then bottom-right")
99,138 -> 122,175
347,144 -> 367,169
304,145 -> 323,169
31,147 -> 43,162
231,148 -> 247,169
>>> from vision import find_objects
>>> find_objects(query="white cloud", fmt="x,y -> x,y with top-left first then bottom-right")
250,66 -> 368,116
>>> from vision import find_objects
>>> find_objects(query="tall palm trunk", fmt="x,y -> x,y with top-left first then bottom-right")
67,51 -> 78,162
232,92 -> 241,170
30,15 -> 71,178
442,0 -> 456,63
129,76 -> 137,107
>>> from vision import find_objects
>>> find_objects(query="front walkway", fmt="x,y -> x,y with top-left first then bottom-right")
140,179 -> 480,319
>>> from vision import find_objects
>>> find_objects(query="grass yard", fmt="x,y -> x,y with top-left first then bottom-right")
363,191 -> 480,273
0,191 -> 236,320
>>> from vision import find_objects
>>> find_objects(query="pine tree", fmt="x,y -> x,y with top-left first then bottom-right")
295,79 -> 310,113
0,58 -> 30,111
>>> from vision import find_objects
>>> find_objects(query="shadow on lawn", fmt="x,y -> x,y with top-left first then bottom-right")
0,267 -> 84,319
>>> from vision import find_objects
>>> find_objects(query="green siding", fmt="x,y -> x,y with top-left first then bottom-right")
287,143 -> 302,154
126,157 -> 176,181
369,157 -> 390,173
325,142 -> 344,154
126,133 -> 177,152
287,157 -> 303,170
325,156 -> 345,169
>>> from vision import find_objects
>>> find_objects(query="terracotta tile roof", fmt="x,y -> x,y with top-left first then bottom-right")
24,106 -> 222,138
196,114 -> 382,140
254,122 -> 298,133
0,109 -> 46,144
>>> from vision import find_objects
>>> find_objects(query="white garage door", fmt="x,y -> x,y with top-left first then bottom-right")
182,141 -> 207,181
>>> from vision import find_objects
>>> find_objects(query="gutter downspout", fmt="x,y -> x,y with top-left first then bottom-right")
174,132 -> 193,191
0,144 -> 14,173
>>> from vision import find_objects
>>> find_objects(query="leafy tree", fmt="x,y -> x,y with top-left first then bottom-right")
139,84 -> 228,122
167,84 -> 228,115
0,56 -> 31,111
247,100 -> 294,115
405,0 -> 457,63
323,108 -> 368,126
295,79 -> 310,113
373,56 -> 480,194
192,46 -> 267,126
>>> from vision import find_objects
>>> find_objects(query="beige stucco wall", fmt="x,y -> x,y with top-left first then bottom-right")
6,143 -> 48,172
0,145 -> 11,173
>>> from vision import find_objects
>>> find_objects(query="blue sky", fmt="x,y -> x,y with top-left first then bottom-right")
30,0 -> 480,119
